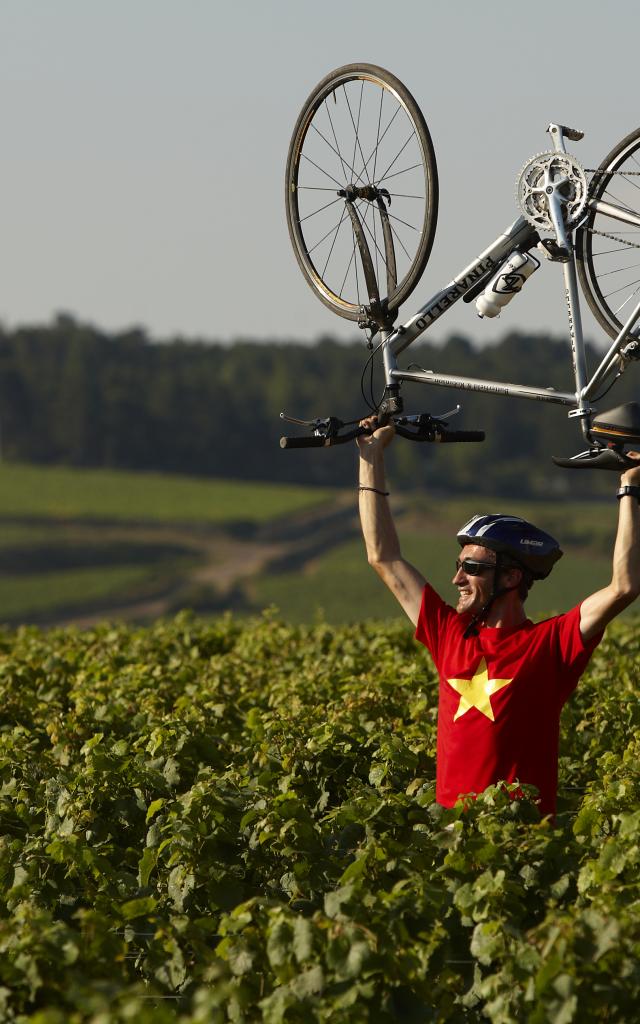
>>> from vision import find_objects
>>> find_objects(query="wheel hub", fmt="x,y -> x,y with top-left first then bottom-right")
338,184 -> 391,205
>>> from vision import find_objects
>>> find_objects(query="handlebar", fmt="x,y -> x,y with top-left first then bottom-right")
280,427 -> 366,449
395,425 -> 485,443
279,412 -> 485,449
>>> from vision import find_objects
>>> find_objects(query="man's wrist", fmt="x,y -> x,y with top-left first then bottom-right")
616,484 -> 640,503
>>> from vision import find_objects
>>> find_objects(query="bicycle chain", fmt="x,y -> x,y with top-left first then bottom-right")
583,168 -> 640,248
585,227 -> 640,249
585,168 -> 640,176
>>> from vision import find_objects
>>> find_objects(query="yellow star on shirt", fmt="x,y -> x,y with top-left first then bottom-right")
447,657 -> 513,722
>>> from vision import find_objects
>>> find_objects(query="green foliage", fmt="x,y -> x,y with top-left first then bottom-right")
0,317 -> 628,495
0,612 -> 638,1021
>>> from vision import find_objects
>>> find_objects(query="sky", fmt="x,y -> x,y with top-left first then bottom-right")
1,0 -> 639,346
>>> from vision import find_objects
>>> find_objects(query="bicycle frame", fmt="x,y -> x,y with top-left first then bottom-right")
378,128 -> 640,445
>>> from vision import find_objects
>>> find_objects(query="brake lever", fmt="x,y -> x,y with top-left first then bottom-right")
280,411 -> 348,439
280,412 -> 313,427
393,404 -> 460,430
280,411 -> 336,432
394,412 -> 446,436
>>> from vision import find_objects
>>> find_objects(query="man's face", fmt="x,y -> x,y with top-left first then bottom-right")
452,544 -> 497,615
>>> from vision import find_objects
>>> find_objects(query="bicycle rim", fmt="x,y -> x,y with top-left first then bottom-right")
576,127 -> 640,341
285,63 -> 438,322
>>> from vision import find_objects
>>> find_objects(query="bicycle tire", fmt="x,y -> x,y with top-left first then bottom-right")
576,127 -> 640,340
285,63 -> 438,322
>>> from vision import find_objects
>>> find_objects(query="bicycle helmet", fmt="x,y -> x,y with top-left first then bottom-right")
457,514 -> 563,579
456,514 -> 562,638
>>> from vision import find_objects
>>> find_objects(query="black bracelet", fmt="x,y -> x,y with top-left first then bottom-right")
359,486 -> 390,496
616,485 -> 640,503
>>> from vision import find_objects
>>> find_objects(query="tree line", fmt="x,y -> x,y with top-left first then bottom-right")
1,315 -> 631,497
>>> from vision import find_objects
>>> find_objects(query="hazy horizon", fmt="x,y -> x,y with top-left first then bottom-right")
2,1 -> 638,346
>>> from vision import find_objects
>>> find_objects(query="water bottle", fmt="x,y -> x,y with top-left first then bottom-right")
475,251 -> 539,318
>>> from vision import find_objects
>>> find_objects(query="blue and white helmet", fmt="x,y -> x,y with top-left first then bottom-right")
457,514 -> 563,580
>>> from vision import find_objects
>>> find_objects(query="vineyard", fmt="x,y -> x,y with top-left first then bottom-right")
1,611 -> 639,1022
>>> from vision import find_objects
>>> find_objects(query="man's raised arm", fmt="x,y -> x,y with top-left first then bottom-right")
357,418 -> 426,626
580,453 -> 640,641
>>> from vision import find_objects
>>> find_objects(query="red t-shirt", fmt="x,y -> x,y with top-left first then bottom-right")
415,583 -> 602,816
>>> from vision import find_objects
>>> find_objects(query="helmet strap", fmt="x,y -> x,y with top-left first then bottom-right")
462,553 -> 522,639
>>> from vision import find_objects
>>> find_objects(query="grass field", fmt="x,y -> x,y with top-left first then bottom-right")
0,465 -> 338,624
252,529 -> 616,624
0,462 -> 628,626
0,463 -> 332,524
0,565 -> 156,619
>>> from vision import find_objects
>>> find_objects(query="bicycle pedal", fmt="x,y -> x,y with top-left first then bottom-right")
547,123 -> 584,143
590,402 -> 640,445
537,239 -> 570,263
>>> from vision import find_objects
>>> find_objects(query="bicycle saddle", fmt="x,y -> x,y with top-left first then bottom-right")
590,402 -> 640,445
553,403 -> 640,470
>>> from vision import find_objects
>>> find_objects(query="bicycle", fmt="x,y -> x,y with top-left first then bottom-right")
280,63 -> 640,469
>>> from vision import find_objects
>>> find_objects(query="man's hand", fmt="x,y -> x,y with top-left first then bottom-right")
356,415 -> 396,454
621,450 -> 640,485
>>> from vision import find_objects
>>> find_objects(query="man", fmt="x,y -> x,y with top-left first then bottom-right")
357,418 -> 640,817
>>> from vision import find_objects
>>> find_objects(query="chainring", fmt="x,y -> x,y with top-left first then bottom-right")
516,151 -> 588,233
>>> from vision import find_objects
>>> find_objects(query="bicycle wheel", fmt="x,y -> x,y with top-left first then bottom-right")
285,63 -> 438,322
576,127 -> 640,340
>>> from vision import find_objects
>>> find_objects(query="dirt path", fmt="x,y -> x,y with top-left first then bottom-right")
35,492 -> 363,628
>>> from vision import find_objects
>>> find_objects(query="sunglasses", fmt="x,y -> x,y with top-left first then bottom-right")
455,558 -> 497,576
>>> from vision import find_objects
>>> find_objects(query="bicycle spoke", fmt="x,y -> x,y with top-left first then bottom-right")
387,192 -> 424,199
356,201 -> 390,272
324,97 -> 349,180
307,212 -> 351,256
297,185 -> 340,191
372,188 -> 380,284
300,152 -> 346,190
321,207 -> 349,277
343,82 -> 371,187
603,275 -> 640,300
353,81 -> 366,181
363,199 -> 420,233
378,162 -> 424,184
359,197 -> 413,278
339,244 -> 357,299
591,245 -> 637,256
299,196 -> 343,224
619,171 -> 640,195
358,104 -> 404,185
348,82 -> 360,178
614,283 -> 640,315
372,86 -> 384,185
356,201 -> 397,288
602,186 -> 637,215
354,230 -> 361,307
388,219 -> 413,262
376,132 -> 417,187
308,123 -> 360,184
595,260 -> 640,279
